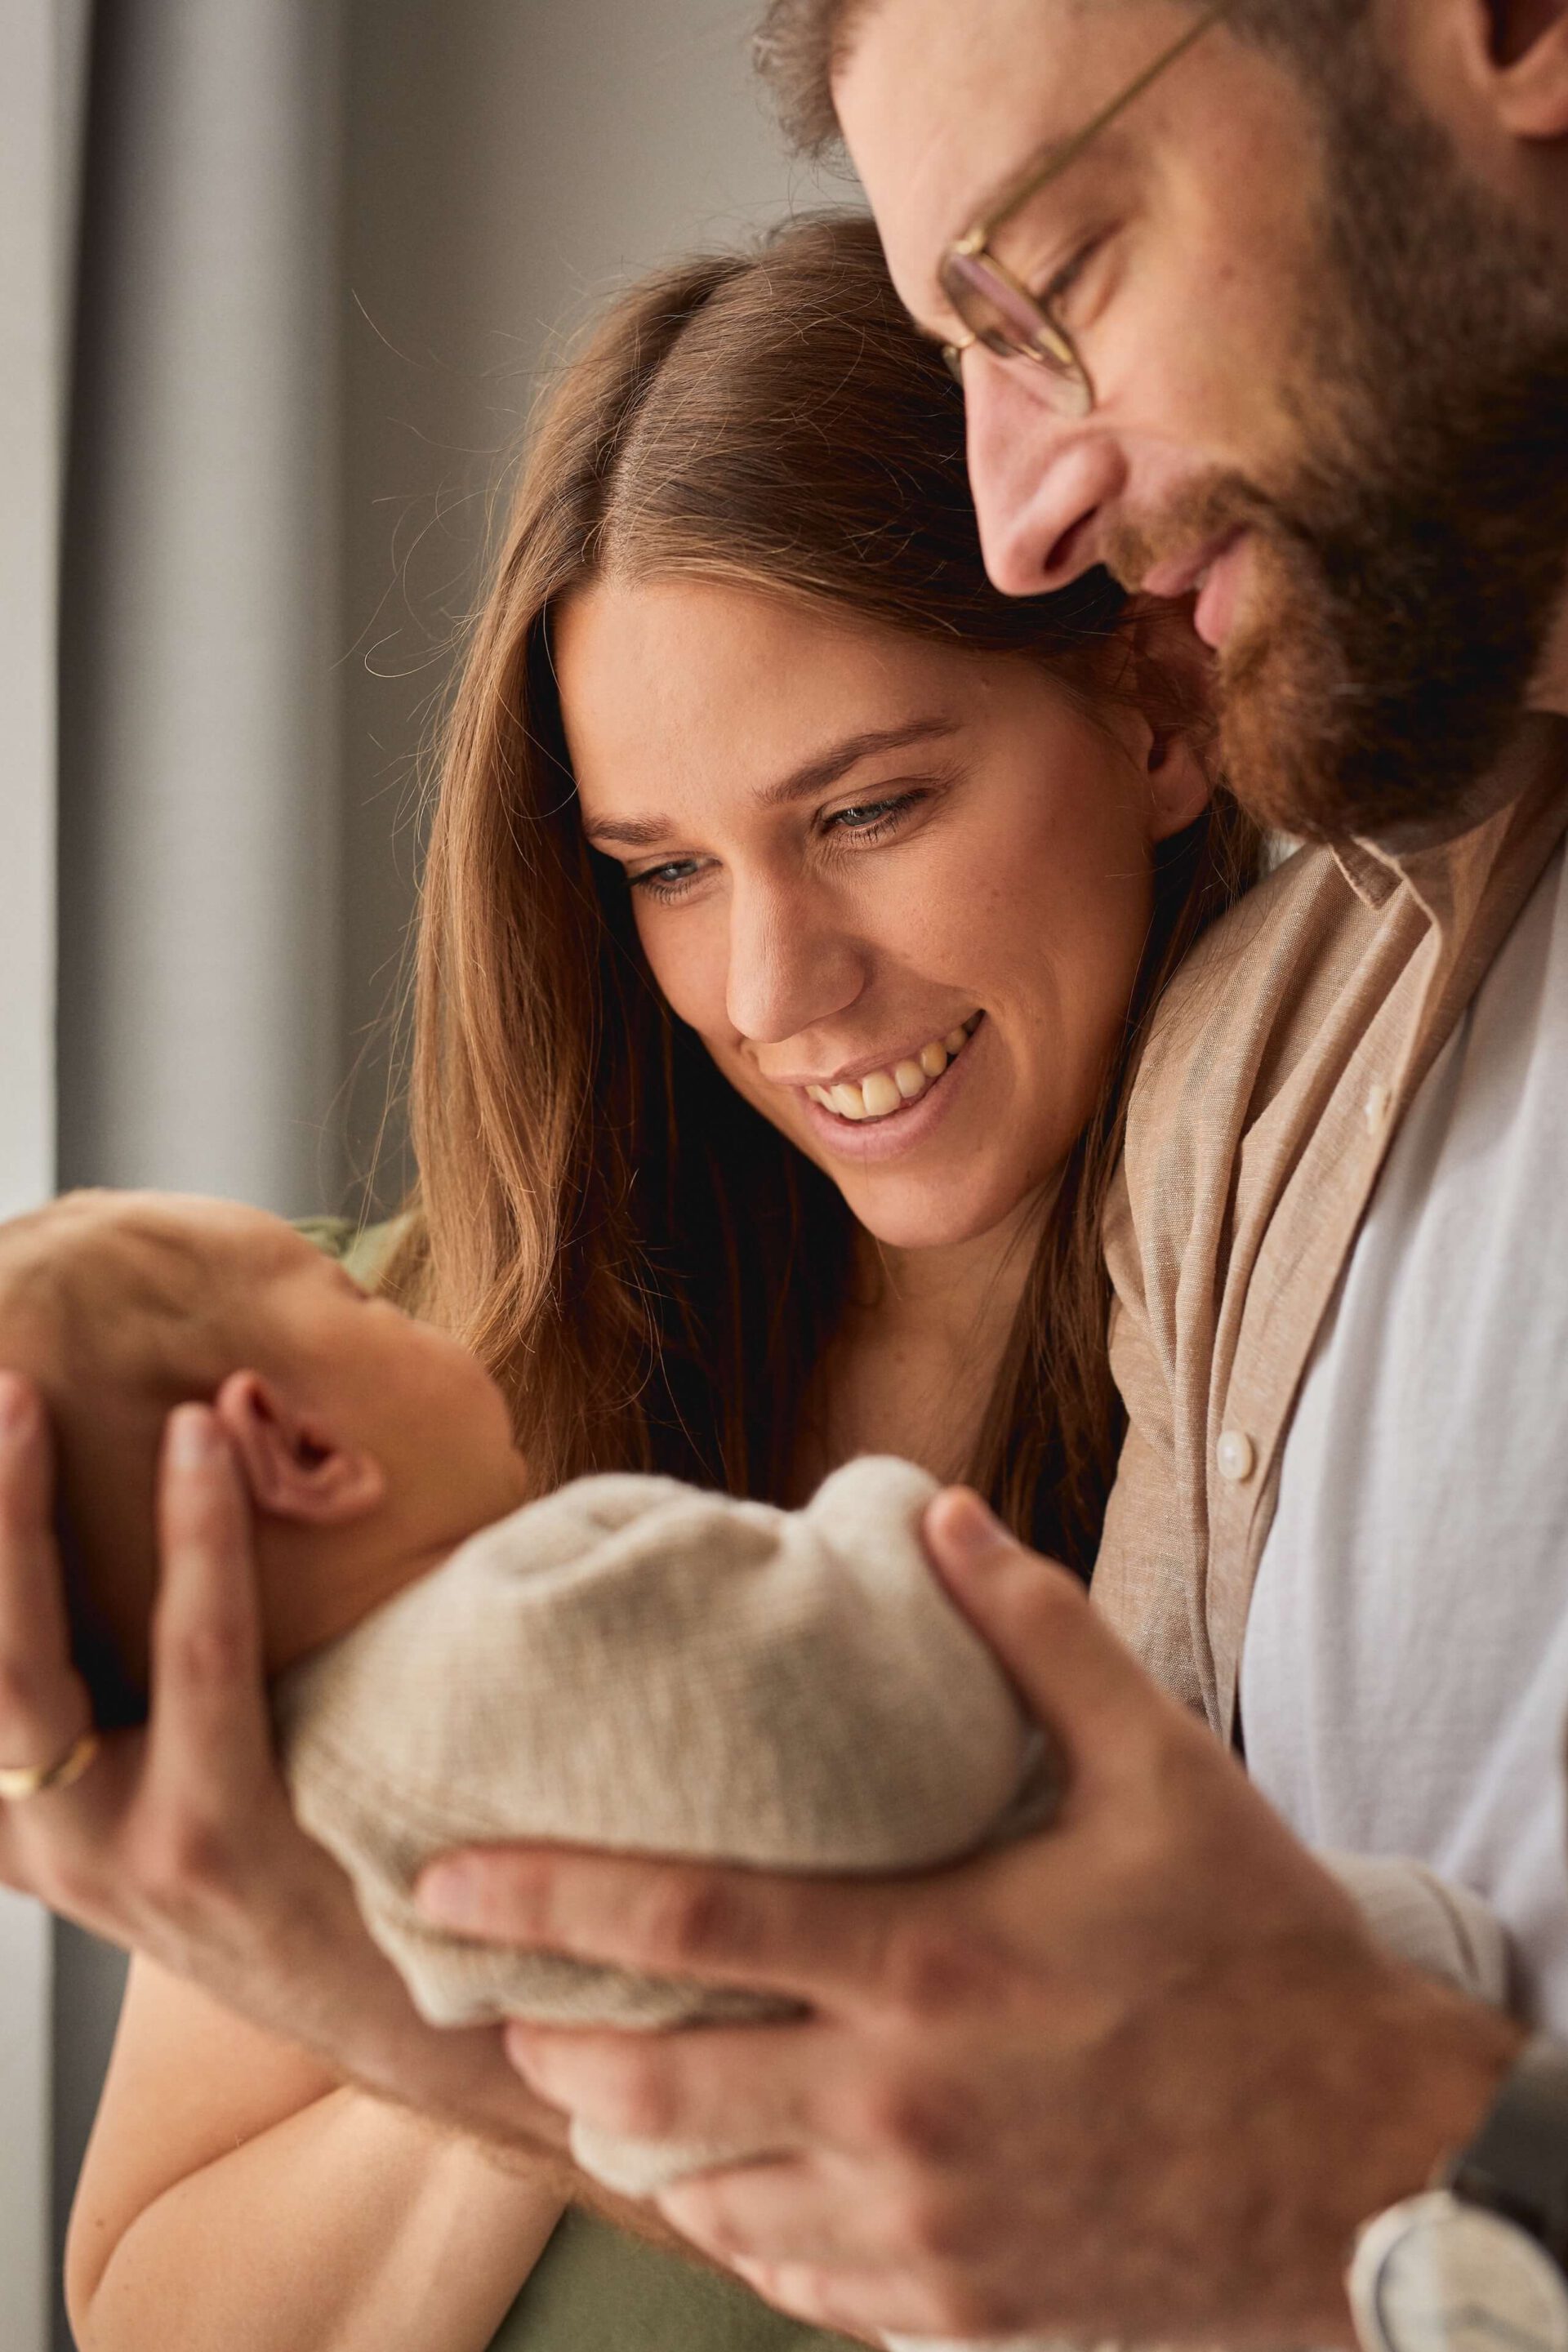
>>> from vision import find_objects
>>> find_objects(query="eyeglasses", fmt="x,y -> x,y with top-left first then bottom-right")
939,0 -> 1239,413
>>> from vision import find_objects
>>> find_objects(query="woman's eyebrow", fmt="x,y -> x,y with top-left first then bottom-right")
580,719 -> 960,849
581,813 -> 680,849
754,717 -> 960,808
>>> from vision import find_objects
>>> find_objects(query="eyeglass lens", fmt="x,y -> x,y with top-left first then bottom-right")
938,249 -> 1091,411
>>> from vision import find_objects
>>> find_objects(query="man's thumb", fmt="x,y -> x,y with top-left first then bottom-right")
923,1486 -> 1172,1775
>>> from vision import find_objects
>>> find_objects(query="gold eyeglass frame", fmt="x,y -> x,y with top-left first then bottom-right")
938,0 -> 1241,411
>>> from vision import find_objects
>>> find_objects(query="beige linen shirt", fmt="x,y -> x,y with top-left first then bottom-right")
1095,714 -> 1568,1738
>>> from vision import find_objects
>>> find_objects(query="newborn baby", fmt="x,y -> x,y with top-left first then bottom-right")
2,1194 -> 1054,2154
2,1189 -> 1512,2340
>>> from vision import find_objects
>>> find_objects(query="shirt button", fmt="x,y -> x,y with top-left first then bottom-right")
1364,1080 -> 1392,1134
1217,1428 -> 1256,1484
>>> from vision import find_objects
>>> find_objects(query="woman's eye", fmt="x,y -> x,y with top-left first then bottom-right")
824,790 -> 925,842
629,858 -> 706,901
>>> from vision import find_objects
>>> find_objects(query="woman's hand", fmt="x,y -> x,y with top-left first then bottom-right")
414,1490 -> 1524,2350
0,1371 -> 562,2154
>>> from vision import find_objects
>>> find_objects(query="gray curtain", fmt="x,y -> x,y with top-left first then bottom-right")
60,0 -> 345,1215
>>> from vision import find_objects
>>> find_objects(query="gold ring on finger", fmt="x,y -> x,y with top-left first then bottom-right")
0,1729 -> 101,1802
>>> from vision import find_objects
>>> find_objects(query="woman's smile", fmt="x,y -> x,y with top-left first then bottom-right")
792,1010 -> 983,1125
795,1012 -> 988,1163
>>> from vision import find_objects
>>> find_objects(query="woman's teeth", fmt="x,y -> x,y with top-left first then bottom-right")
807,1022 -> 978,1124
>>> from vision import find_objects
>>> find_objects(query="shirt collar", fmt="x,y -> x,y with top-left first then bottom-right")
1330,714 -> 1568,914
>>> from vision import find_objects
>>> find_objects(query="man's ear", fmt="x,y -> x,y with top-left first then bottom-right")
1482,1 -> 1568,136
212,1370 -> 386,1526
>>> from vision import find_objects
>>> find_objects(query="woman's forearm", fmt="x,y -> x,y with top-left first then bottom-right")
71,2087 -> 567,2352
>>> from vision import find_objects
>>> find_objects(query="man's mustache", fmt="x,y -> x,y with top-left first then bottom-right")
1101,474 -> 1286,598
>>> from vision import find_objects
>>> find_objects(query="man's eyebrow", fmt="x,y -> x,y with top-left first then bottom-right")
924,115 -> 1134,314
581,719 -> 961,849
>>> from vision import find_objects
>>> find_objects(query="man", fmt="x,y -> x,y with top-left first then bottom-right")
2,7 -> 1566,2350
401,2 -> 1568,2343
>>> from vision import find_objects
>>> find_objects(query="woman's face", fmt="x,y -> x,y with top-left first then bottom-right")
558,577 -> 1206,1254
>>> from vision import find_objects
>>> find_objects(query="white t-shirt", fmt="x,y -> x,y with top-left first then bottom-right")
1241,837 -> 1568,2029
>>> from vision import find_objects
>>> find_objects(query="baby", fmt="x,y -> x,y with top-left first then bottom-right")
4,1194 -> 1054,2149
2,1190 -> 1513,2350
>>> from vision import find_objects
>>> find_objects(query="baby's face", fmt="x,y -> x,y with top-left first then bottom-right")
228,1209 -> 523,1530
42,1192 -> 524,1548
167,1204 -> 522,1552
0,1193 -> 528,1696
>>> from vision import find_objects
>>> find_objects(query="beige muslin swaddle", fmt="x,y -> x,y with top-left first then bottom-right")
277,1454 -> 1054,2174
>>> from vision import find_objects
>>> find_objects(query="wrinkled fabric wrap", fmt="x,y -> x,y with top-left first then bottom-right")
278,1454 -> 1057,2044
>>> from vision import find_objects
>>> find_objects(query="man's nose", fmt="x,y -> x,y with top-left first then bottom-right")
964,354 -> 1129,597
724,880 -> 865,1045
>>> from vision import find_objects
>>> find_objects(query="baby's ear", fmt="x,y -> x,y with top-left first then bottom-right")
212,1371 -> 385,1526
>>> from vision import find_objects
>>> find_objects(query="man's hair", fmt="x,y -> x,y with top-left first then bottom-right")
753,0 -> 1375,156
753,0 -> 865,153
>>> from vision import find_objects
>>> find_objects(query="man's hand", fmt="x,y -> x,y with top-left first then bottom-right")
0,1374 -> 561,2154
416,1488 -> 1523,2349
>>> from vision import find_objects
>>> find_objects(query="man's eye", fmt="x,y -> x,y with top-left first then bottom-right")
1036,232 -> 1106,318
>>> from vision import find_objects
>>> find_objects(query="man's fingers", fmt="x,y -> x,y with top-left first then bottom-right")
145,1406 -> 274,1810
504,2014 -> 820,2153
661,2145 -> 914,2274
0,1374 -> 92,1766
923,1486 -> 1192,1788
728,2245 -> 935,2345
418,1843 -> 898,2011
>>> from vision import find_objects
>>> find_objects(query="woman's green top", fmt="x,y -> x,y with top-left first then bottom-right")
492,2208 -> 855,2351
303,1218 -> 857,2350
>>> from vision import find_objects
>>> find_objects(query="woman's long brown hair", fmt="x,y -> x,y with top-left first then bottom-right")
389,214 -> 1258,1574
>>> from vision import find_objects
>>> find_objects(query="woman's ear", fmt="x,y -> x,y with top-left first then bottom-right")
1483,2 -> 1568,137
1142,716 -> 1214,844
1122,599 -> 1217,843
212,1370 -> 386,1526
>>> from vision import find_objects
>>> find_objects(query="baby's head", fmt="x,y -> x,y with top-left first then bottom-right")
0,1192 -> 526,1714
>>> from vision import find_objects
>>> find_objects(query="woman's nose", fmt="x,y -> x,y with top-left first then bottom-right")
724,880 -> 865,1045
964,354 -> 1128,597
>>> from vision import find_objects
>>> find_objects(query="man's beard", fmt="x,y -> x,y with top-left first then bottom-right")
1116,59 -> 1568,844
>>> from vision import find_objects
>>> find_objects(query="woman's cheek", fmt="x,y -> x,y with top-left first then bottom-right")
633,906 -> 719,1037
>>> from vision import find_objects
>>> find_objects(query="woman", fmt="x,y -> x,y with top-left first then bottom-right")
59,215 -> 1256,2352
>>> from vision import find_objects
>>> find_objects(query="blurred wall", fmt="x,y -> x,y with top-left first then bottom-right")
48,7 -> 835,2345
